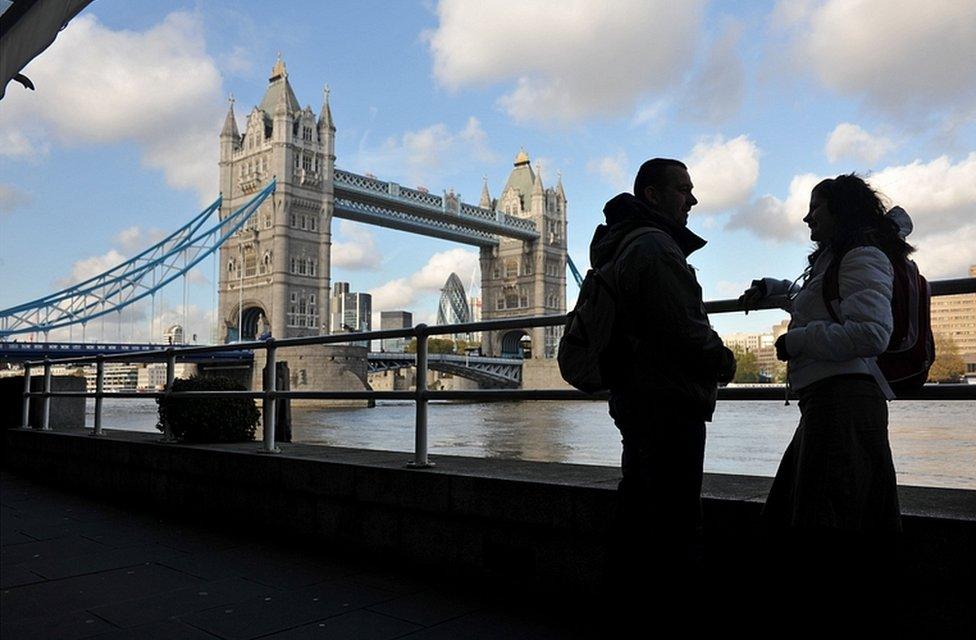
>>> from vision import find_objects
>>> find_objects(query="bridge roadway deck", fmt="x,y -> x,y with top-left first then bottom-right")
0,470 -> 581,640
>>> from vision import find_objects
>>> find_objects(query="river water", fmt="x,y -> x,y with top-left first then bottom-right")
89,398 -> 975,490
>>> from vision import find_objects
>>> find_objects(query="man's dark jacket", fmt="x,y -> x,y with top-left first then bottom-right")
591,193 -> 733,422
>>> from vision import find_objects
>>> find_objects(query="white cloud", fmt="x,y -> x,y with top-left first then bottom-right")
769,0 -> 815,29
355,117 -> 496,187
870,154 -> 976,258
631,99 -> 669,132
57,250 -> 127,287
0,12 -> 224,201
368,248 -> 480,316
114,226 -> 168,254
783,0 -> 976,117
586,151 -> 630,192
870,154 -> 976,233
0,185 -> 31,214
331,220 -> 381,270
0,129 -> 46,160
425,0 -> 706,124
726,153 -> 976,265
727,173 -> 823,242
825,123 -> 896,164
910,225 -> 976,280
219,45 -> 255,77
682,21 -> 746,123
686,135 -> 761,213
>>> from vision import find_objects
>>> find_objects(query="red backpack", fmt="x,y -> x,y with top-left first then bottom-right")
822,251 -> 935,395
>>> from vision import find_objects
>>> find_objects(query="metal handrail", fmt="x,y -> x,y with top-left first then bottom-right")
18,277 -> 976,466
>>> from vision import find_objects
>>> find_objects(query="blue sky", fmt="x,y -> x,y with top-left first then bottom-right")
1,0 -> 974,343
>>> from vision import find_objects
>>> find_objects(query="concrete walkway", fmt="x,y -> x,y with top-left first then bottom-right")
0,472 -> 581,639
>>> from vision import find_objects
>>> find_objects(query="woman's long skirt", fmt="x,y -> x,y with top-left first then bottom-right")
763,375 -> 901,532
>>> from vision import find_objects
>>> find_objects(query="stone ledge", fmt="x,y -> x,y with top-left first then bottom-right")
7,427 -> 971,521
3,427 -> 974,595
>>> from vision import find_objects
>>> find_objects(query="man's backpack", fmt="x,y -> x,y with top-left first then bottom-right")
822,251 -> 935,394
557,228 -> 650,393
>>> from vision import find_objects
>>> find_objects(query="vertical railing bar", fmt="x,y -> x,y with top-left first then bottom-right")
160,348 -> 176,442
93,356 -> 104,436
41,358 -> 52,431
21,363 -> 31,429
262,338 -> 279,453
409,323 -> 433,468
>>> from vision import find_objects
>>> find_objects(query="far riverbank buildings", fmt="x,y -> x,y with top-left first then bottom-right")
931,264 -> 976,375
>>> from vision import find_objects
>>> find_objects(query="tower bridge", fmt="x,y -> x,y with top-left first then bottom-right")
1,56 -> 568,391
217,56 -> 567,383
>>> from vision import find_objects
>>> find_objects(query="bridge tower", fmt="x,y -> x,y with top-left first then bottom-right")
479,150 -> 567,359
217,56 -> 335,342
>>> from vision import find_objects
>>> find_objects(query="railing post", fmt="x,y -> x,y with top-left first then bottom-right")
41,358 -> 52,431
408,324 -> 433,468
262,338 -> 279,453
93,356 -> 104,436
21,363 -> 31,429
160,348 -> 177,442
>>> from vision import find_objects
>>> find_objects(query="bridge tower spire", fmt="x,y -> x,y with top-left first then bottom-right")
217,56 -> 334,343
479,150 -> 567,359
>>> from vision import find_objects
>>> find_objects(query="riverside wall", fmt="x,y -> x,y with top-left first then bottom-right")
2,428 -> 974,628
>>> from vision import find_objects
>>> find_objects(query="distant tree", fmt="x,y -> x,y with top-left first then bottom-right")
404,338 -> 456,354
929,334 -> 965,382
732,347 -> 760,383
772,362 -> 788,384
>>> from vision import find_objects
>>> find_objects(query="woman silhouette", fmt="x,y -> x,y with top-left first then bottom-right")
740,174 -> 910,622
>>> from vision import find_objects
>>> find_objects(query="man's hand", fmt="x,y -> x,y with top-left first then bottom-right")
716,346 -> 737,383
738,279 -> 767,315
774,334 -> 791,362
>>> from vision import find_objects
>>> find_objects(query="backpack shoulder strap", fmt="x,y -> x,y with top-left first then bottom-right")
821,250 -> 844,324
598,227 -> 653,292
608,228 -> 654,268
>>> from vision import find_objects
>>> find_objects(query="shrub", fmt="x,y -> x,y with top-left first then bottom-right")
156,375 -> 259,443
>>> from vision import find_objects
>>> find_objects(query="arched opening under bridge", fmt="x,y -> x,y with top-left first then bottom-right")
500,329 -> 531,359
227,304 -> 268,342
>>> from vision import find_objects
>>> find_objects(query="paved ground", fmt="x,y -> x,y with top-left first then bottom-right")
0,471 -> 582,639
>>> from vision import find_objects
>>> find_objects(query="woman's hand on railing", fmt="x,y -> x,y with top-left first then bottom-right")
738,279 -> 767,315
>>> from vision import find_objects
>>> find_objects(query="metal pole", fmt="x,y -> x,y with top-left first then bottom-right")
160,348 -> 176,442
237,244 -> 244,341
21,363 -> 31,429
409,324 -> 433,468
41,358 -> 52,431
262,339 -> 279,453
93,356 -> 104,436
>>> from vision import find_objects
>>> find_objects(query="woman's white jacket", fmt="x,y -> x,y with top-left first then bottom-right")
762,245 -> 895,399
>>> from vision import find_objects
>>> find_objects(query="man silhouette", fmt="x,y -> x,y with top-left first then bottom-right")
590,158 -> 735,600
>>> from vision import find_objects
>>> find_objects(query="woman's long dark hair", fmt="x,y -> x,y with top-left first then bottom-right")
807,173 -> 914,268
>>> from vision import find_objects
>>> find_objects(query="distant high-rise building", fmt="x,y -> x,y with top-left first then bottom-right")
436,273 -> 472,342
330,282 -> 371,347
380,311 -> 413,353
930,264 -> 976,375
722,327 -> 783,380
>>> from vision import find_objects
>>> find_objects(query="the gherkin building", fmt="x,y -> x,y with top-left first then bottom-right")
436,273 -> 471,326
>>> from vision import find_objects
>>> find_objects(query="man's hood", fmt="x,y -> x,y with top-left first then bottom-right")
589,193 -> 707,267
